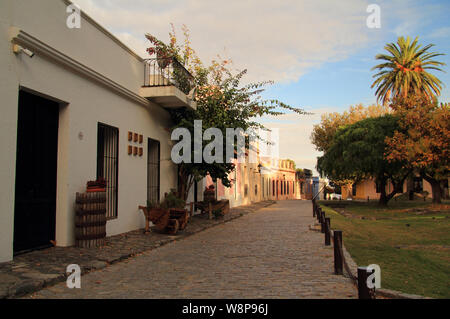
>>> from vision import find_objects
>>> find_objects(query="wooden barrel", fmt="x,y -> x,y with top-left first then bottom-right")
75,192 -> 107,248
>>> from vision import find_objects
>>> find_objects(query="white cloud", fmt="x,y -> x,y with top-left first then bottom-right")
72,0 -> 373,83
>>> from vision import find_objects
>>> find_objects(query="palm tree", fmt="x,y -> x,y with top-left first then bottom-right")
371,36 -> 446,105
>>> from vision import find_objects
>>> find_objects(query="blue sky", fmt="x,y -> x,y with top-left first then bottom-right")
72,0 -> 450,173
262,0 -> 450,112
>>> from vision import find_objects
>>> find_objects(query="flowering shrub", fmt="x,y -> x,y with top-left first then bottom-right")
145,25 -> 308,200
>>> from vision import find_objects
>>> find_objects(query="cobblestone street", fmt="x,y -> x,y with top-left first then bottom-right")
27,200 -> 357,299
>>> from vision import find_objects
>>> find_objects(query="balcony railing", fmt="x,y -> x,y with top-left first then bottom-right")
143,58 -> 195,95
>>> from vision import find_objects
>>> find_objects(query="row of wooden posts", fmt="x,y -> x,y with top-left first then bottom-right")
312,199 -> 375,299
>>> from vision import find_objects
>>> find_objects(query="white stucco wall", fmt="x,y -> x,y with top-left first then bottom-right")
0,0 -> 178,262
0,0 -> 19,262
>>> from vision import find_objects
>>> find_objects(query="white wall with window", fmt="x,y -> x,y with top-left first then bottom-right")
0,0 -> 178,261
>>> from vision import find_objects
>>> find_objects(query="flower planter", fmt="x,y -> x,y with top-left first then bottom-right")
86,187 -> 106,193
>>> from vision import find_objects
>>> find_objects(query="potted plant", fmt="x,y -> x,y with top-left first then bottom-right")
138,190 -> 189,234
160,190 -> 186,210
145,34 -> 174,69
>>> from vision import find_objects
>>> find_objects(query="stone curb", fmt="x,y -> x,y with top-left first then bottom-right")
3,200 -> 275,299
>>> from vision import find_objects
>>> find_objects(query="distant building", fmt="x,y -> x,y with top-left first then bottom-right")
341,177 -> 449,200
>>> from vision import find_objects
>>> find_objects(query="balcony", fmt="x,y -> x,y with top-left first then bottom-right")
139,58 -> 197,110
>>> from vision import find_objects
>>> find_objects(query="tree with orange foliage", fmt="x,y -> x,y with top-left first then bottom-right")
385,95 -> 450,203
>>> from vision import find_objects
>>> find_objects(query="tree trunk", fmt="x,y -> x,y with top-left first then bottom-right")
432,182 -> 442,204
378,174 -> 407,206
422,174 -> 442,204
378,178 -> 388,206
406,177 -> 415,200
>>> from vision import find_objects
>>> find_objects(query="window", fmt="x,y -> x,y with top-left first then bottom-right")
287,182 -> 290,194
147,138 -> 160,205
352,183 -> 357,197
97,123 -> 119,219
272,180 -> 275,196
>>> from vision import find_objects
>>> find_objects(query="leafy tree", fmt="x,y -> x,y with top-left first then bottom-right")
146,25 -> 307,200
371,36 -> 445,105
385,95 -> 450,203
317,115 -> 410,206
311,104 -> 390,153
311,104 -> 390,190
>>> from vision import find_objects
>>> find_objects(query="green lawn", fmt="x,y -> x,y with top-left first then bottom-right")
318,200 -> 450,298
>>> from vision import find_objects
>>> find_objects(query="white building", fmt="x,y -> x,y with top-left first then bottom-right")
0,0 -> 196,262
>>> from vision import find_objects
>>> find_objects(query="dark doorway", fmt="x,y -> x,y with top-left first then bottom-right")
14,90 -> 59,254
147,138 -> 160,205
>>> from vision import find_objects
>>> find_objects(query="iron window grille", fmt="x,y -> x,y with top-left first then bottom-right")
97,123 -> 119,220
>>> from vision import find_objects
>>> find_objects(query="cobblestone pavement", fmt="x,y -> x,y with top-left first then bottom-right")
26,200 -> 357,299
1,201 -> 273,299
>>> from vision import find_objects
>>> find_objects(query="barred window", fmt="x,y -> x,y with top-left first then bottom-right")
97,123 -> 119,219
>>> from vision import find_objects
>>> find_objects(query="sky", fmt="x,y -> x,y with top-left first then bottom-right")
71,0 -> 450,174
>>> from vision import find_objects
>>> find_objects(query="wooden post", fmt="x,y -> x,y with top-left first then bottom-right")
333,230 -> 343,275
320,213 -> 325,233
325,217 -> 331,246
358,267 -> 372,299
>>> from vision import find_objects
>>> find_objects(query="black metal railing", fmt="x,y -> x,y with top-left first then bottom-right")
143,58 -> 195,95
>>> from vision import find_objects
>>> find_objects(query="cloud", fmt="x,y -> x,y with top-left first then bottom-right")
72,0 -> 373,83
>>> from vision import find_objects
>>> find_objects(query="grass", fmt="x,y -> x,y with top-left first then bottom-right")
318,199 -> 450,298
